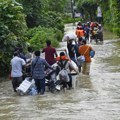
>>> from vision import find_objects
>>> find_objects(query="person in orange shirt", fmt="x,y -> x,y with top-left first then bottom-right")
56,52 -> 78,89
75,26 -> 80,38
55,54 -> 70,61
75,26 -> 85,40
78,40 -> 95,75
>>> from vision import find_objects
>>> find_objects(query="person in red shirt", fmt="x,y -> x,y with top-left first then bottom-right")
42,40 -> 58,65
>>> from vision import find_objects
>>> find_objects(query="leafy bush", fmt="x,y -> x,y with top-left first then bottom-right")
0,0 -> 27,76
26,26 -> 63,50
39,11 -> 64,32
101,0 -> 120,37
63,16 -> 81,24
110,0 -> 120,37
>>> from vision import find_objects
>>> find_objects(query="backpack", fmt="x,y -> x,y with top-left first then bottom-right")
58,60 -> 70,82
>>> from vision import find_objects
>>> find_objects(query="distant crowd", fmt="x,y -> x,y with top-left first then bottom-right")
10,20 -> 102,95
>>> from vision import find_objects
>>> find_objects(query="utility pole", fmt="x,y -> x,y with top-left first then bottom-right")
71,0 -> 75,18
71,0 -> 75,25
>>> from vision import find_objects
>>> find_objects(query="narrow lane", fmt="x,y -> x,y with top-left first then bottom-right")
0,24 -> 120,120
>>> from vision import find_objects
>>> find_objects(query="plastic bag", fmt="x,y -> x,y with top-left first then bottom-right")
59,69 -> 70,82
77,55 -> 85,62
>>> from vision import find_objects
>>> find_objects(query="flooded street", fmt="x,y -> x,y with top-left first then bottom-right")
0,24 -> 120,120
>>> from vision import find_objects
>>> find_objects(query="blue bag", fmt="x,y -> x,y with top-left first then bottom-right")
28,87 -> 38,95
90,50 -> 95,58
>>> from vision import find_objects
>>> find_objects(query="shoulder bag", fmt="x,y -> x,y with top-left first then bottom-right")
77,46 -> 89,63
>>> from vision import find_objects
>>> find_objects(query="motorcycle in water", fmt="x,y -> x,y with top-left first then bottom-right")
45,67 -> 65,92
45,60 -> 78,93
89,27 -> 103,44
45,63 -> 62,93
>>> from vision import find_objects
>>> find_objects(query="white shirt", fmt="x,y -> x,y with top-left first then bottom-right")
97,6 -> 102,17
57,60 -> 76,73
11,56 -> 26,77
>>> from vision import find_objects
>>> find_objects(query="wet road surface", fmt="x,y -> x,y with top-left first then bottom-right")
0,24 -> 120,120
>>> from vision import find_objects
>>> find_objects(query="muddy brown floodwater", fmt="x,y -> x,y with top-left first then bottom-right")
0,24 -> 120,120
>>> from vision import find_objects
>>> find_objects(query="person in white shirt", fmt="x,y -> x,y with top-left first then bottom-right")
11,51 -> 26,92
97,5 -> 102,24
25,47 -> 34,75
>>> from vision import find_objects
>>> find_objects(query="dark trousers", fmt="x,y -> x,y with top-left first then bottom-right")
62,82 -> 67,88
67,74 -> 72,88
97,17 -> 103,24
12,76 -> 23,92
61,74 -> 72,89
70,57 -> 78,66
34,78 -> 45,94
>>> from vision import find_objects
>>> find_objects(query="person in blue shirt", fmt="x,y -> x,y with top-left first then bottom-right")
31,50 -> 53,95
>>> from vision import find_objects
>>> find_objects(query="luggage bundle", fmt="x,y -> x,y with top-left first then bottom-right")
16,77 -> 37,96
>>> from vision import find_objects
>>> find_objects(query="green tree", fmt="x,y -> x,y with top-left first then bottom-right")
17,0 -> 45,27
77,0 -> 97,21
0,0 -> 27,76
48,0 -> 68,13
17,0 -> 68,31
109,0 -> 120,36
100,0 -> 120,36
